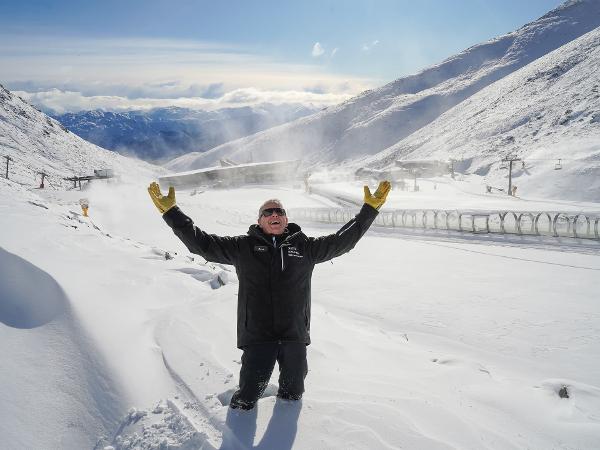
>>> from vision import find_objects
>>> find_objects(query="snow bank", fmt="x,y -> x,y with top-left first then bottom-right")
0,245 -> 125,448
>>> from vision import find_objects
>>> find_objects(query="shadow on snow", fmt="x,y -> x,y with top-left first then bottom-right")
0,246 -> 69,328
220,398 -> 302,450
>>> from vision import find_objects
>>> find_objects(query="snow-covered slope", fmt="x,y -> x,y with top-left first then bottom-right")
0,84 -> 163,187
362,25 -> 600,202
2,178 -> 600,449
0,84 -> 167,447
165,0 -> 600,172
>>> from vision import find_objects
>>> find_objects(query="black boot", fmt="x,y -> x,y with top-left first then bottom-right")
229,391 -> 256,410
276,391 -> 302,401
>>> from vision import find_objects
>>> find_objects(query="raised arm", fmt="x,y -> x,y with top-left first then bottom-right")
148,182 -> 240,265
307,181 -> 391,264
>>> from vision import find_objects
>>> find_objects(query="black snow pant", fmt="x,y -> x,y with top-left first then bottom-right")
230,342 -> 308,410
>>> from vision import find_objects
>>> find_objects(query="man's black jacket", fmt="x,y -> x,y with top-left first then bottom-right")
163,204 -> 378,348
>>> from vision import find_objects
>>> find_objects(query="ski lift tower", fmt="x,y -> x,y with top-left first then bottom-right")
501,155 -> 522,196
37,171 -> 48,188
4,155 -> 12,179
449,158 -> 456,179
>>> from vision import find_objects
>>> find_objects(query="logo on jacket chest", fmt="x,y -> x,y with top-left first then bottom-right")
254,245 -> 268,253
286,246 -> 303,258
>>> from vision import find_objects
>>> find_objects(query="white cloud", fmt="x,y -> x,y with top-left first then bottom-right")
312,42 -> 325,57
362,40 -> 380,52
331,48 -> 339,57
15,87 -> 357,114
1,34 -> 377,110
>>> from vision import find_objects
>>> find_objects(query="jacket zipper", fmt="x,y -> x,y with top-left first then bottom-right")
279,233 -> 299,271
279,243 -> 292,271
271,236 -> 286,271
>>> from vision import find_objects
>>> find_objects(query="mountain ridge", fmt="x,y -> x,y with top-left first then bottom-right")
360,24 -> 600,201
0,84 -> 163,187
164,0 -> 600,172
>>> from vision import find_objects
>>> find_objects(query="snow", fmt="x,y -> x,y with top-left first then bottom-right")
2,174 -> 600,449
307,176 -> 600,214
0,201 -> 127,448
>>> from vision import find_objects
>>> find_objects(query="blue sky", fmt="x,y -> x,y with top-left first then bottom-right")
0,0 -> 564,112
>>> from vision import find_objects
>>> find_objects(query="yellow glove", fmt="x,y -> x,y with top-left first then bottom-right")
148,182 -> 176,214
364,180 -> 391,210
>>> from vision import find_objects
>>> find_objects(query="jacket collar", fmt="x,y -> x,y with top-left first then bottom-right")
248,222 -> 302,246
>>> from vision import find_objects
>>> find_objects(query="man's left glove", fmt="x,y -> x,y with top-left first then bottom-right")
148,182 -> 176,214
364,180 -> 391,210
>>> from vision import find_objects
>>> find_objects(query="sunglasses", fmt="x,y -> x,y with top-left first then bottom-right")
261,207 -> 286,217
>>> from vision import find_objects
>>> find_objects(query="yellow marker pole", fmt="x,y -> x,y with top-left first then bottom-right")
79,198 -> 89,217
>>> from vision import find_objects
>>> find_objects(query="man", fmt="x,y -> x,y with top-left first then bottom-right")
148,180 -> 391,410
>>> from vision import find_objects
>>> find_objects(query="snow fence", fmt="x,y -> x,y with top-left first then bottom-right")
290,208 -> 600,240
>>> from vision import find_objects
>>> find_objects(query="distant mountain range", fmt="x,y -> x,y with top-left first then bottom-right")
52,104 -> 317,163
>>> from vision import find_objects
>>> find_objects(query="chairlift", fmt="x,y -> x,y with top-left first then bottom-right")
554,159 -> 562,170
521,161 -> 526,169
500,160 -> 508,170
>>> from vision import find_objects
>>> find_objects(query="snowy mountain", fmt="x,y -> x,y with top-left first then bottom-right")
165,0 -> 600,173
0,84 -> 163,187
361,24 -> 600,202
53,104 -> 317,163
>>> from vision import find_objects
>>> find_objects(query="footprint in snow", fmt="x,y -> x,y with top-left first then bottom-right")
174,267 -> 226,289
431,357 -> 491,376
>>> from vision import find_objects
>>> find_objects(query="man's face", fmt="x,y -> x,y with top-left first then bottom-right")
258,201 -> 288,235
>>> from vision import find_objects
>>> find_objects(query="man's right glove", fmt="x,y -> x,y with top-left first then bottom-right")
148,182 -> 176,214
364,180 -> 391,210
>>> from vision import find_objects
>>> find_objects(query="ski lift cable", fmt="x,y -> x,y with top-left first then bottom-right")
520,158 -> 573,161
497,157 -> 570,166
